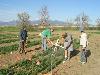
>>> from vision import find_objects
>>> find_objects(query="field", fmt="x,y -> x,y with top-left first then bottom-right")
0,26 -> 100,75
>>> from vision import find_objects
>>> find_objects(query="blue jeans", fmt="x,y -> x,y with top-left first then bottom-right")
42,36 -> 47,51
80,48 -> 87,62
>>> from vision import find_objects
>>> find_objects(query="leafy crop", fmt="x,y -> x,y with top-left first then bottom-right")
0,40 -> 41,54
0,36 -> 80,74
0,39 -> 18,44
0,47 -> 64,75
0,44 -> 19,54
0,34 -> 17,40
73,39 -> 80,49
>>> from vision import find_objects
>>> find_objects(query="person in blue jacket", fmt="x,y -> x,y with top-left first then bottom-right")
19,28 -> 28,54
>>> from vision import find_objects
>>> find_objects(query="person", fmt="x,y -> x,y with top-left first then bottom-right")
19,28 -> 28,54
40,28 -> 54,51
79,31 -> 88,64
62,32 -> 73,63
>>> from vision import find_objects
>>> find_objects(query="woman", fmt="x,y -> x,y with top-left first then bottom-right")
62,32 -> 73,63
79,31 -> 88,64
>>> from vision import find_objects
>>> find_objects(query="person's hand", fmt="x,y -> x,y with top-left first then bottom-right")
51,42 -> 53,45
39,33 -> 42,36
27,37 -> 28,39
22,40 -> 24,42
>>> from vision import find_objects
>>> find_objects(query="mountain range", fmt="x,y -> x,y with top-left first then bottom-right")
0,20 -> 66,26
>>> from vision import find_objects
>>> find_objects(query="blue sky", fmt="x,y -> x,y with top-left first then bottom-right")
0,0 -> 100,24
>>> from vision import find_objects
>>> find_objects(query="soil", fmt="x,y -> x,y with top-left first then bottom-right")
50,34 -> 100,75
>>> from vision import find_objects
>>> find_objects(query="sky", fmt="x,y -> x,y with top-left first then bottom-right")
0,0 -> 100,24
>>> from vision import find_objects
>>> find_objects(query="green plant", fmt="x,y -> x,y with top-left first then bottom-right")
73,39 -> 80,49
0,47 -> 64,75
0,44 -> 19,54
0,39 -> 18,44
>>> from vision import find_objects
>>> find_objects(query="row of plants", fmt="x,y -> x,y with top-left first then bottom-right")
90,31 -> 100,34
0,39 -> 18,44
0,47 -> 64,75
0,36 -> 60,54
0,26 -> 19,32
0,44 -> 19,54
0,38 -> 80,75
0,34 -> 18,40
0,40 -> 41,54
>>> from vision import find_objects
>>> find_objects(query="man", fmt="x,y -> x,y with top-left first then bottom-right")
19,28 -> 28,54
79,31 -> 88,64
62,33 -> 73,63
41,28 -> 54,51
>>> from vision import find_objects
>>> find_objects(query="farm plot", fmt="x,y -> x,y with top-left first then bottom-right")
0,34 -> 80,75
1,27 -> 99,75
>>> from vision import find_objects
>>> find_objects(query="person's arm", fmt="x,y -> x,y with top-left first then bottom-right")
20,30 -> 23,40
46,30 -> 53,45
25,30 -> 28,40
47,38 -> 53,45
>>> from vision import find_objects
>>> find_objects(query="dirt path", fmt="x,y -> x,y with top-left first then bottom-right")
49,34 -> 100,75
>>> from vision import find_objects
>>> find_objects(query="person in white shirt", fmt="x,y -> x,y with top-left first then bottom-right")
79,31 -> 88,64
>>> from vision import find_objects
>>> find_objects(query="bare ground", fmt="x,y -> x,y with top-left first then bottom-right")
0,45 -> 41,69
49,34 -> 100,75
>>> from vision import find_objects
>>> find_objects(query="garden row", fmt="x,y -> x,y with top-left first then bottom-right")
0,36 -> 60,54
0,38 -> 80,75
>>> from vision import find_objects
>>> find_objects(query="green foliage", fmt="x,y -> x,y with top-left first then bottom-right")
27,40 -> 41,47
0,39 -> 18,44
0,47 -> 64,75
0,69 -> 8,75
0,26 -> 19,32
92,32 -> 100,34
0,39 -> 42,54
0,44 -> 19,54
73,39 -> 80,49
0,34 -> 17,40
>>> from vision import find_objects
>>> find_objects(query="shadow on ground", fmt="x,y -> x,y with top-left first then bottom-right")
71,49 -> 80,58
86,49 -> 91,57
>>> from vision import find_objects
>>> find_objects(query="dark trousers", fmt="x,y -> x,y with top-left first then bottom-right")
19,40 -> 26,53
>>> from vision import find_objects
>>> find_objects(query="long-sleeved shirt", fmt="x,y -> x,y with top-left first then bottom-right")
20,29 -> 28,41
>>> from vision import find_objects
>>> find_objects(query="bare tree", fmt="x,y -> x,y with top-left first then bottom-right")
39,6 -> 49,27
17,12 -> 31,30
75,16 -> 80,30
75,12 -> 89,31
96,17 -> 100,30
81,12 -> 89,30
66,18 -> 73,30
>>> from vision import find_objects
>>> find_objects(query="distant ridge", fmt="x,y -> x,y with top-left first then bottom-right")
0,20 -> 66,26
